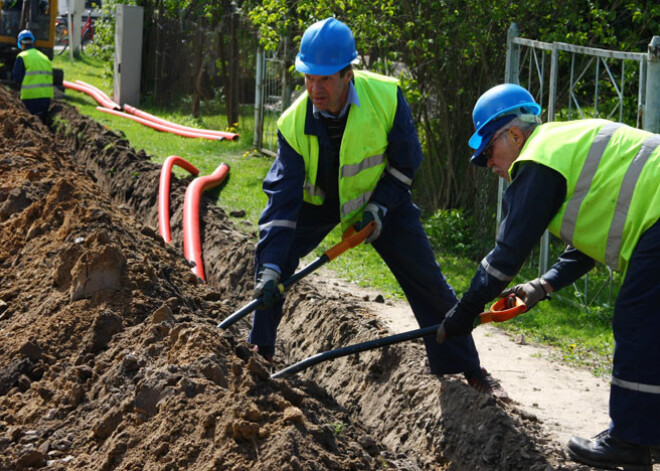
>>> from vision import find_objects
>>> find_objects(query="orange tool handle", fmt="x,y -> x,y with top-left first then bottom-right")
324,221 -> 377,261
478,294 -> 527,324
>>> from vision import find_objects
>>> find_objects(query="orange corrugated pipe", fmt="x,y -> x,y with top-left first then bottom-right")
124,104 -> 239,141
74,80 -> 120,110
158,156 -> 200,243
63,80 -> 119,110
183,162 -> 230,281
96,107 -> 227,141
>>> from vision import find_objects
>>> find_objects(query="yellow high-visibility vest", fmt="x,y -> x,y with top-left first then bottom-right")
512,119 -> 660,272
278,70 -> 398,231
18,48 -> 53,100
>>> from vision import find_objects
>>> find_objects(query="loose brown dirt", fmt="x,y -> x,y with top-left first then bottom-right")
0,85 -> 596,470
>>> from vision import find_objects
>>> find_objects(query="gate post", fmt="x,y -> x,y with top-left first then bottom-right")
505,23 -> 520,84
643,36 -> 660,133
253,48 -> 265,148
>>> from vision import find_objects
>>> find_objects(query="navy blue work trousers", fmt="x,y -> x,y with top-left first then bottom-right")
249,198 -> 482,375
609,218 -> 660,446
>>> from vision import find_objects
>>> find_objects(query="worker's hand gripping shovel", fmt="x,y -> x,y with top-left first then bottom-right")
270,294 -> 526,379
477,293 -> 526,323
218,221 -> 377,329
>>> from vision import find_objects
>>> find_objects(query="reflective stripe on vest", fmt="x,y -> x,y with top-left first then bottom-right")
560,122 -> 623,248
612,376 -> 660,394
513,119 -> 660,272
341,154 -> 385,178
18,48 -> 53,100
303,181 -> 325,200
605,134 -> 660,268
278,70 -> 399,231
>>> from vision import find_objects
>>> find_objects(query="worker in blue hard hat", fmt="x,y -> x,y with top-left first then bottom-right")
437,83 -> 660,470
248,17 -> 507,399
12,29 -> 53,121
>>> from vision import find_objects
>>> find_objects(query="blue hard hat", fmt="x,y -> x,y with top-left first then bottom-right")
17,30 -> 35,50
295,17 -> 358,76
469,83 -> 541,167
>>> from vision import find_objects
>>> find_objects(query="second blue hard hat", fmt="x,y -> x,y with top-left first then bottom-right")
469,83 -> 541,167
17,29 -> 35,50
295,17 -> 358,76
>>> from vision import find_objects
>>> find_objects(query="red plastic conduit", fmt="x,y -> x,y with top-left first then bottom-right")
96,107 -> 226,141
63,80 -> 119,110
183,162 -> 230,281
123,104 -> 239,141
74,79 -> 120,110
158,155 -> 200,244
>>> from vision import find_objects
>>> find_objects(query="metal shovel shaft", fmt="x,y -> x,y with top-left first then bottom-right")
270,295 -> 526,379
271,325 -> 438,379
217,221 -> 376,330
217,255 -> 328,329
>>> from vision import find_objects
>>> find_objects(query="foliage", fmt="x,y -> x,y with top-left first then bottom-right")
244,0 -> 660,226
328,420 -> 345,436
423,209 -> 492,261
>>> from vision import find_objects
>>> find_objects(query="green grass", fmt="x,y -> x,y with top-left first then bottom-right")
54,54 -> 270,226
53,54 -> 614,377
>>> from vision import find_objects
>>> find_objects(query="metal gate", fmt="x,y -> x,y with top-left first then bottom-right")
253,48 -> 298,156
503,23 -> 660,306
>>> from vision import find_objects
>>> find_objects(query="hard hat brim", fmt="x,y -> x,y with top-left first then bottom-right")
469,102 -> 541,150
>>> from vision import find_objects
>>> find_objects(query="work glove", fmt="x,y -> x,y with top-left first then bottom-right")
436,301 -> 483,343
354,202 -> 385,244
254,266 -> 282,309
499,278 -> 551,310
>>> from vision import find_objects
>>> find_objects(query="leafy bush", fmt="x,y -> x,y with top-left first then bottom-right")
423,208 -> 491,260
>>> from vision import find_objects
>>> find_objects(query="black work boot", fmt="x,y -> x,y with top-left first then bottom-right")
566,430 -> 652,471
464,367 -> 511,402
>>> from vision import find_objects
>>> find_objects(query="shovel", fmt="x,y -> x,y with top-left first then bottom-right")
270,294 -> 526,379
218,221 -> 376,329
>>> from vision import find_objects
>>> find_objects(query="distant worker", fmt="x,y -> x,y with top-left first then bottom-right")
12,29 -> 53,121
437,83 -> 660,470
248,16 -> 507,398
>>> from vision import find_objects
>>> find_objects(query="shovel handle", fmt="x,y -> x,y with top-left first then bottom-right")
478,294 -> 527,324
219,222 -> 374,330
324,221 -> 376,261
272,295 -> 527,379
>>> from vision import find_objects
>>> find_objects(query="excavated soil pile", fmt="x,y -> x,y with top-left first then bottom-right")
0,86 -> 587,470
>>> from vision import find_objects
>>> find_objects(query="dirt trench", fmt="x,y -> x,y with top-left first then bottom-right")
0,86 -> 587,470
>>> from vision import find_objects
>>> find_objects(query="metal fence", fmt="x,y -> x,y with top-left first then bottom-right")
503,22 -> 660,306
253,48 -> 297,156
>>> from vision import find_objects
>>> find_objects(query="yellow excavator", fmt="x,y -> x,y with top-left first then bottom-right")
0,0 -> 57,80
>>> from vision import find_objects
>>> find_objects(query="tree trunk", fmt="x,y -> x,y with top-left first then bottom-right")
217,28 -> 230,125
154,2 -> 163,106
228,9 -> 239,127
192,28 -> 203,118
